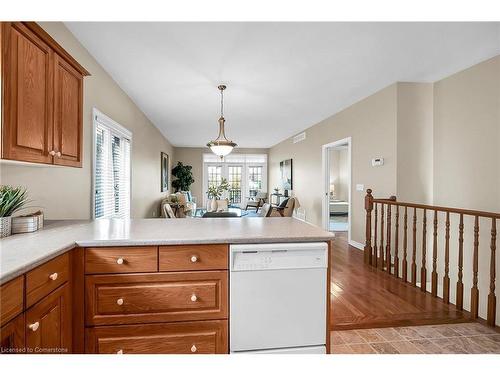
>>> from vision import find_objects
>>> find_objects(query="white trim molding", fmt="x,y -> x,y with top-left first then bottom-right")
348,240 -> 365,251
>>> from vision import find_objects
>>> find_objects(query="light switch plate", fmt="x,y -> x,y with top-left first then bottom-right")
356,184 -> 364,192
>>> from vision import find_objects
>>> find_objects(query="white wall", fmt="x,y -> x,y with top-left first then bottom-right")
329,148 -> 349,202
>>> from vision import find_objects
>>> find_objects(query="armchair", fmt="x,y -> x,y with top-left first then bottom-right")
245,192 -> 268,211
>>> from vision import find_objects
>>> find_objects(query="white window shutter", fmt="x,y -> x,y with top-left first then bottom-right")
94,110 -> 131,219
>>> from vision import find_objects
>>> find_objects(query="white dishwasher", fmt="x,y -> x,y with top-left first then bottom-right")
230,242 -> 328,354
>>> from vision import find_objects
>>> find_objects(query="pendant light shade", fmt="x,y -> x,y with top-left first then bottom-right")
207,85 -> 237,157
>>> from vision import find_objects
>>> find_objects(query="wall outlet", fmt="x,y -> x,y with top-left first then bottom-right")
356,184 -> 364,192
371,157 -> 384,166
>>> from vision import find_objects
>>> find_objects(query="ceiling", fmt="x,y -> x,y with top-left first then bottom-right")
65,22 -> 500,148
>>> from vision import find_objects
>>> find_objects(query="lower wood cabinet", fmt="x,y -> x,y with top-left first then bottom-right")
86,320 -> 228,354
85,271 -> 228,326
25,283 -> 71,354
0,314 -> 25,354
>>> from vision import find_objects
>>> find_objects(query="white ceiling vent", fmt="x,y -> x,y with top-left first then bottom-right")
293,132 -> 306,144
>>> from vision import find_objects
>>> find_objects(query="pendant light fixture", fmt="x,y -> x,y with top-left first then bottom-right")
207,84 -> 237,158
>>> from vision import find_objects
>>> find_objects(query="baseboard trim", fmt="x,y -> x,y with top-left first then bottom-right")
349,240 -> 364,250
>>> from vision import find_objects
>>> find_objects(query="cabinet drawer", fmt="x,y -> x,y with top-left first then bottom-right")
0,276 -> 24,325
26,253 -> 69,308
86,271 -> 228,326
86,320 -> 228,354
85,247 -> 158,274
159,244 -> 228,271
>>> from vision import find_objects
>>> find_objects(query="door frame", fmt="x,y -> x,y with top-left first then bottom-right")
321,137 -> 352,243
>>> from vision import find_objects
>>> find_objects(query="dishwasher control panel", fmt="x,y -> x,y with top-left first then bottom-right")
230,242 -> 328,271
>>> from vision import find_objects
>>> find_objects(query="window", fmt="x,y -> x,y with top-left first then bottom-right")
203,154 -> 267,208
93,109 -> 132,219
248,166 -> 263,198
207,165 -> 222,189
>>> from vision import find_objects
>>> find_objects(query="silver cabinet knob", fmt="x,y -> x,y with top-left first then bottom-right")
117,349 -> 123,354
56,151 -> 62,157
29,322 -> 40,332
116,258 -> 124,265
116,298 -> 124,306
190,256 -> 198,263
190,294 -> 197,302
49,150 -> 56,156
191,345 -> 197,353
49,272 -> 58,281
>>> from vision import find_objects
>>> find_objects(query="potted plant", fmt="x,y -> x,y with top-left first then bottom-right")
0,186 -> 29,238
207,178 -> 230,212
171,162 -> 195,192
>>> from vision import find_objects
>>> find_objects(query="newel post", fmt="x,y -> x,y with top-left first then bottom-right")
364,189 -> 374,265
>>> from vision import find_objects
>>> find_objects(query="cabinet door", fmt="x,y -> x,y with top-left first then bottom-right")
2,22 -> 54,164
0,314 -> 25,354
53,54 -> 83,167
25,283 -> 71,354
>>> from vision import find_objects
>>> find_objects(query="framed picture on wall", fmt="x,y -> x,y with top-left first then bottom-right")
280,158 -> 293,191
161,152 -> 169,192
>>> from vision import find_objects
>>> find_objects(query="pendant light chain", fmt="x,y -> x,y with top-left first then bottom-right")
220,86 -> 224,117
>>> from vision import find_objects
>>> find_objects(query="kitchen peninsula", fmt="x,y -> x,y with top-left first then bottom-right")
0,218 -> 334,354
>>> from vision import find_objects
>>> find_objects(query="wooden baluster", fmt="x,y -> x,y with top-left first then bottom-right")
379,204 -> 385,270
364,189 -> 373,265
456,214 -> 464,310
421,209 -> 427,292
411,208 -> 417,286
402,207 -> 408,282
487,218 -> 497,326
431,210 -> 438,297
386,203 -> 392,273
470,216 -> 480,319
443,212 -> 451,304
373,203 -> 378,268
394,206 -> 400,278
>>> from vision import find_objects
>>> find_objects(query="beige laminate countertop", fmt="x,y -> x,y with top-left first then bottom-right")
0,217 -> 334,284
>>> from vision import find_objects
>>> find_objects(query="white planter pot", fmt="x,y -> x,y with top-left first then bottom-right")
209,198 -> 218,212
0,216 -> 12,238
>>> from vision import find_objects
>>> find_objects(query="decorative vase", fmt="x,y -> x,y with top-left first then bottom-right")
210,198 -> 218,212
0,216 -> 12,238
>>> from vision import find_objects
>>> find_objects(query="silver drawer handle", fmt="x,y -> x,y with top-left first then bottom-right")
190,294 -> 197,302
117,349 -> 123,354
49,272 -> 58,281
190,256 -> 198,263
29,322 -> 40,332
116,258 -> 124,265
191,345 -> 197,353
117,298 -> 124,306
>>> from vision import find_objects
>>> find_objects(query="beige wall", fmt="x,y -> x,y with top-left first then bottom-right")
0,22 -> 174,219
173,147 -> 269,204
269,84 -> 398,244
396,82 -> 434,204
433,55 -> 500,212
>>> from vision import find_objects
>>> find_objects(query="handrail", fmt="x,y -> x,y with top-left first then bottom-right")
372,198 -> 500,219
364,188 -> 499,327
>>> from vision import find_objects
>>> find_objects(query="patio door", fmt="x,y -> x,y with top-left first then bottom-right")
227,165 -> 243,207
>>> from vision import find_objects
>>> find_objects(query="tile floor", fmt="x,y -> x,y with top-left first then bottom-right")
330,323 -> 500,354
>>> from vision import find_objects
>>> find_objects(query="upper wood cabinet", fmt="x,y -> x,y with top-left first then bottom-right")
1,22 -> 89,167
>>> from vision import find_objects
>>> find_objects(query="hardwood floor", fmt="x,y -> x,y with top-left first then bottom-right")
330,232 -> 472,330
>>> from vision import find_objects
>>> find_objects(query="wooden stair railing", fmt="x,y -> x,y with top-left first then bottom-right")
364,189 -> 499,327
